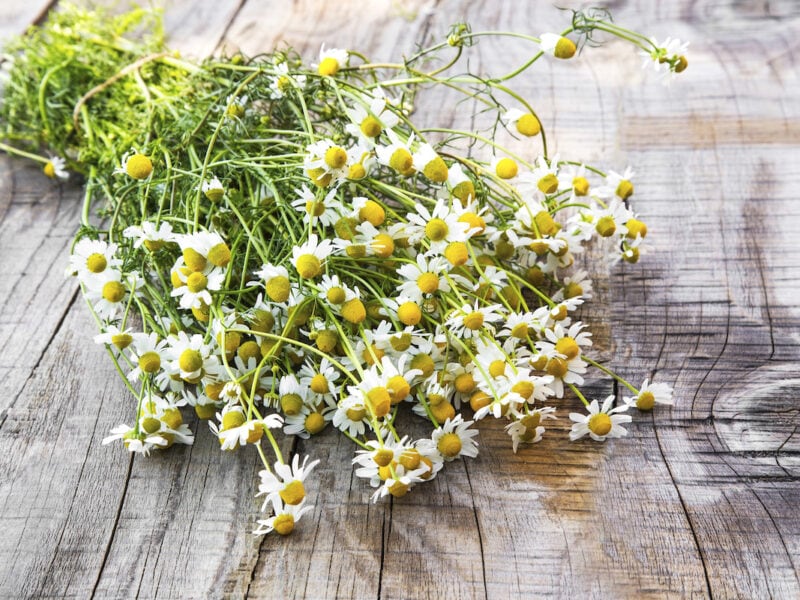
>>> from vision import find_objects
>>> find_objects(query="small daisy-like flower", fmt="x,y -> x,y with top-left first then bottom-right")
445,301 -> 505,340
501,108 -> 541,137
599,166 -> 636,201
163,331 -> 220,383
427,415 -> 479,461
317,44 -> 349,76
93,324 -> 134,350
223,94 -> 248,119
624,378 -> 674,410
43,155 -> 69,181
123,221 -> 175,251
413,143 -> 449,184
254,263 -> 291,304
102,424 -> 168,456
448,163 -> 476,204
505,407 -> 557,452
115,148 -> 153,180
170,261 -> 226,310
268,60 -> 307,99
345,87 -> 400,142
554,270 -> 593,302
375,129 -> 416,177
332,395 -> 369,437
210,408 -> 282,451
539,33 -> 577,59
202,177 -> 225,202
291,185 -> 341,227
640,37 -> 689,82
396,253 -> 452,303
126,332 -> 168,382
254,497 -> 313,536
291,233 -> 335,279
283,400 -> 331,439
370,463 -> 430,501
304,138 -> 353,184
67,238 -> 121,280
258,454 -> 321,508
83,270 -> 138,321
569,396 -> 632,442
176,230 -> 231,270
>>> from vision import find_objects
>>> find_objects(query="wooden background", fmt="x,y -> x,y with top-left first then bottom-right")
2,0 -> 799,598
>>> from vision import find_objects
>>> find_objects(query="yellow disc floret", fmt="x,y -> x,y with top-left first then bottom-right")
360,116 -> 382,138
437,432 -> 462,458
86,253 -> 107,273
318,57 -> 340,76
588,413 -> 612,436
265,276 -> 290,303
516,113 -> 541,136
495,158 -> 518,179
295,254 -> 322,279
341,298 -> 366,324
397,301 -> 422,326
554,37 -> 577,59
125,154 -> 153,179
280,480 -> 306,505
102,281 -> 126,303
324,146 -> 348,169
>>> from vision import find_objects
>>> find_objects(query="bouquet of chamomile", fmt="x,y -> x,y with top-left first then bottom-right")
0,4 -> 686,535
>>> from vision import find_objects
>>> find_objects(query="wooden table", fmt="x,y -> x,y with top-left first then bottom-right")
1,1 -> 798,598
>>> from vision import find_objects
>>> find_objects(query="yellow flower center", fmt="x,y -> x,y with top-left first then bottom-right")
425,218 -> 449,241
389,148 -> 414,175
324,146 -> 348,169
410,353 -> 435,378
111,333 -> 133,349
125,154 -> 153,179
265,276 -> 290,303
208,243 -> 231,267
485,359 -> 507,379
373,448 -> 394,467
625,218 -> 648,239
296,254 -> 322,279
387,375 -> 410,404
595,215 -> 616,237
453,179 -> 475,204
362,344 -> 385,366
86,253 -> 107,273
102,280 -> 125,303
309,374 -> 329,394
371,233 -> 395,258
359,200 -> 386,226
399,448 -> 421,470
280,480 -> 306,505
444,241 -> 469,267
555,336 -> 580,360
454,372 -> 476,394
341,298 -> 367,324
675,55 -> 688,73
417,272 -> 440,294
360,115 -> 382,138
280,393 -> 304,416
315,330 -> 338,353
238,340 -> 261,363
525,265 -> 545,286
572,176 -> 590,196
637,391 -> 656,410
43,162 -> 56,178
463,311 -> 484,330
511,322 -> 529,339
318,56 -> 340,76
623,247 -> 640,264
346,406 -> 367,422
321,287 -> 343,306
179,349 -> 203,373
141,416 -> 161,434
534,210 -> 559,236
390,333 -> 412,352
554,37 -> 577,59
389,479 -> 410,498
458,212 -> 485,234
366,386 -> 391,418
186,271 -> 208,293
307,167 -> 332,189
139,351 -> 161,374
348,162 -> 367,180
226,103 -> 245,118
305,412 -> 326,434
247,423 -> 264,444
616,179 -> 634,200
515,113 -> 541,136
495,158 -> 518,179
588,413 -> 612,436
183,248 -> 207,272
272,513 -> 295,536
470,390 -> 491,412
205,187 -> 224,203
545,357 -> 568,378
564,282 -> 583,299
537,174 -> 559,194
397,301 -> 422,326
222,410 -> 246,430
143,239 -> 164,252
423,156 -> 449,183
511,380 -> 534,399
437,432 -> 462,458
305,200 -> 326,217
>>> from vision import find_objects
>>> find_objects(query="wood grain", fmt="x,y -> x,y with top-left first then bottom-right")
1,0 -> 799,598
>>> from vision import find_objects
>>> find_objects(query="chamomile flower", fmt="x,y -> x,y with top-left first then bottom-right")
116,148 -> 153,180
292,233 -> 335,279
284,401 -> 331,439
201,177 -> 225,202
539,33 -> 577,59
569,395 -> 632,442
375,129 -> 416,177
254,497 -> 313,536
163,331 -> 220,383
332,395 -> 369,437
170,261 -> 226,310
413,143 -> 449,183
345,87 -> 400,142
83,270 -> 139,321
291,184 -> 341,227
43,155 -> 69,180
505,407 -> 557,452
317,44 -> 349,76
599,166 -> 636,201
396,253 -> 452,303
426,414 -> 479,461
126,332 -> 168,381
268,60 -> 307,99
102,424 -> 168,456
93,324 -> 135,350
624,378 -> 674,410
258,454 -> 321,507
254,263 -> 291,304
640,37 -> 689,83
67,238 -> 121,280
445,301 -> 505,339
501,108 -> 541,137
123,221 -> 176,251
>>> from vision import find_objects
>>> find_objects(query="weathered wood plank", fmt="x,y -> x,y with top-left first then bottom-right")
1,0 -> 800,598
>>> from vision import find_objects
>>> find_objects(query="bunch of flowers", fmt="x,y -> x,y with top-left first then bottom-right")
0,5 -> 686,535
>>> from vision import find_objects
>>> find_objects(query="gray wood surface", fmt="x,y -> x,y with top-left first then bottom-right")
1,0 -> 799,598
